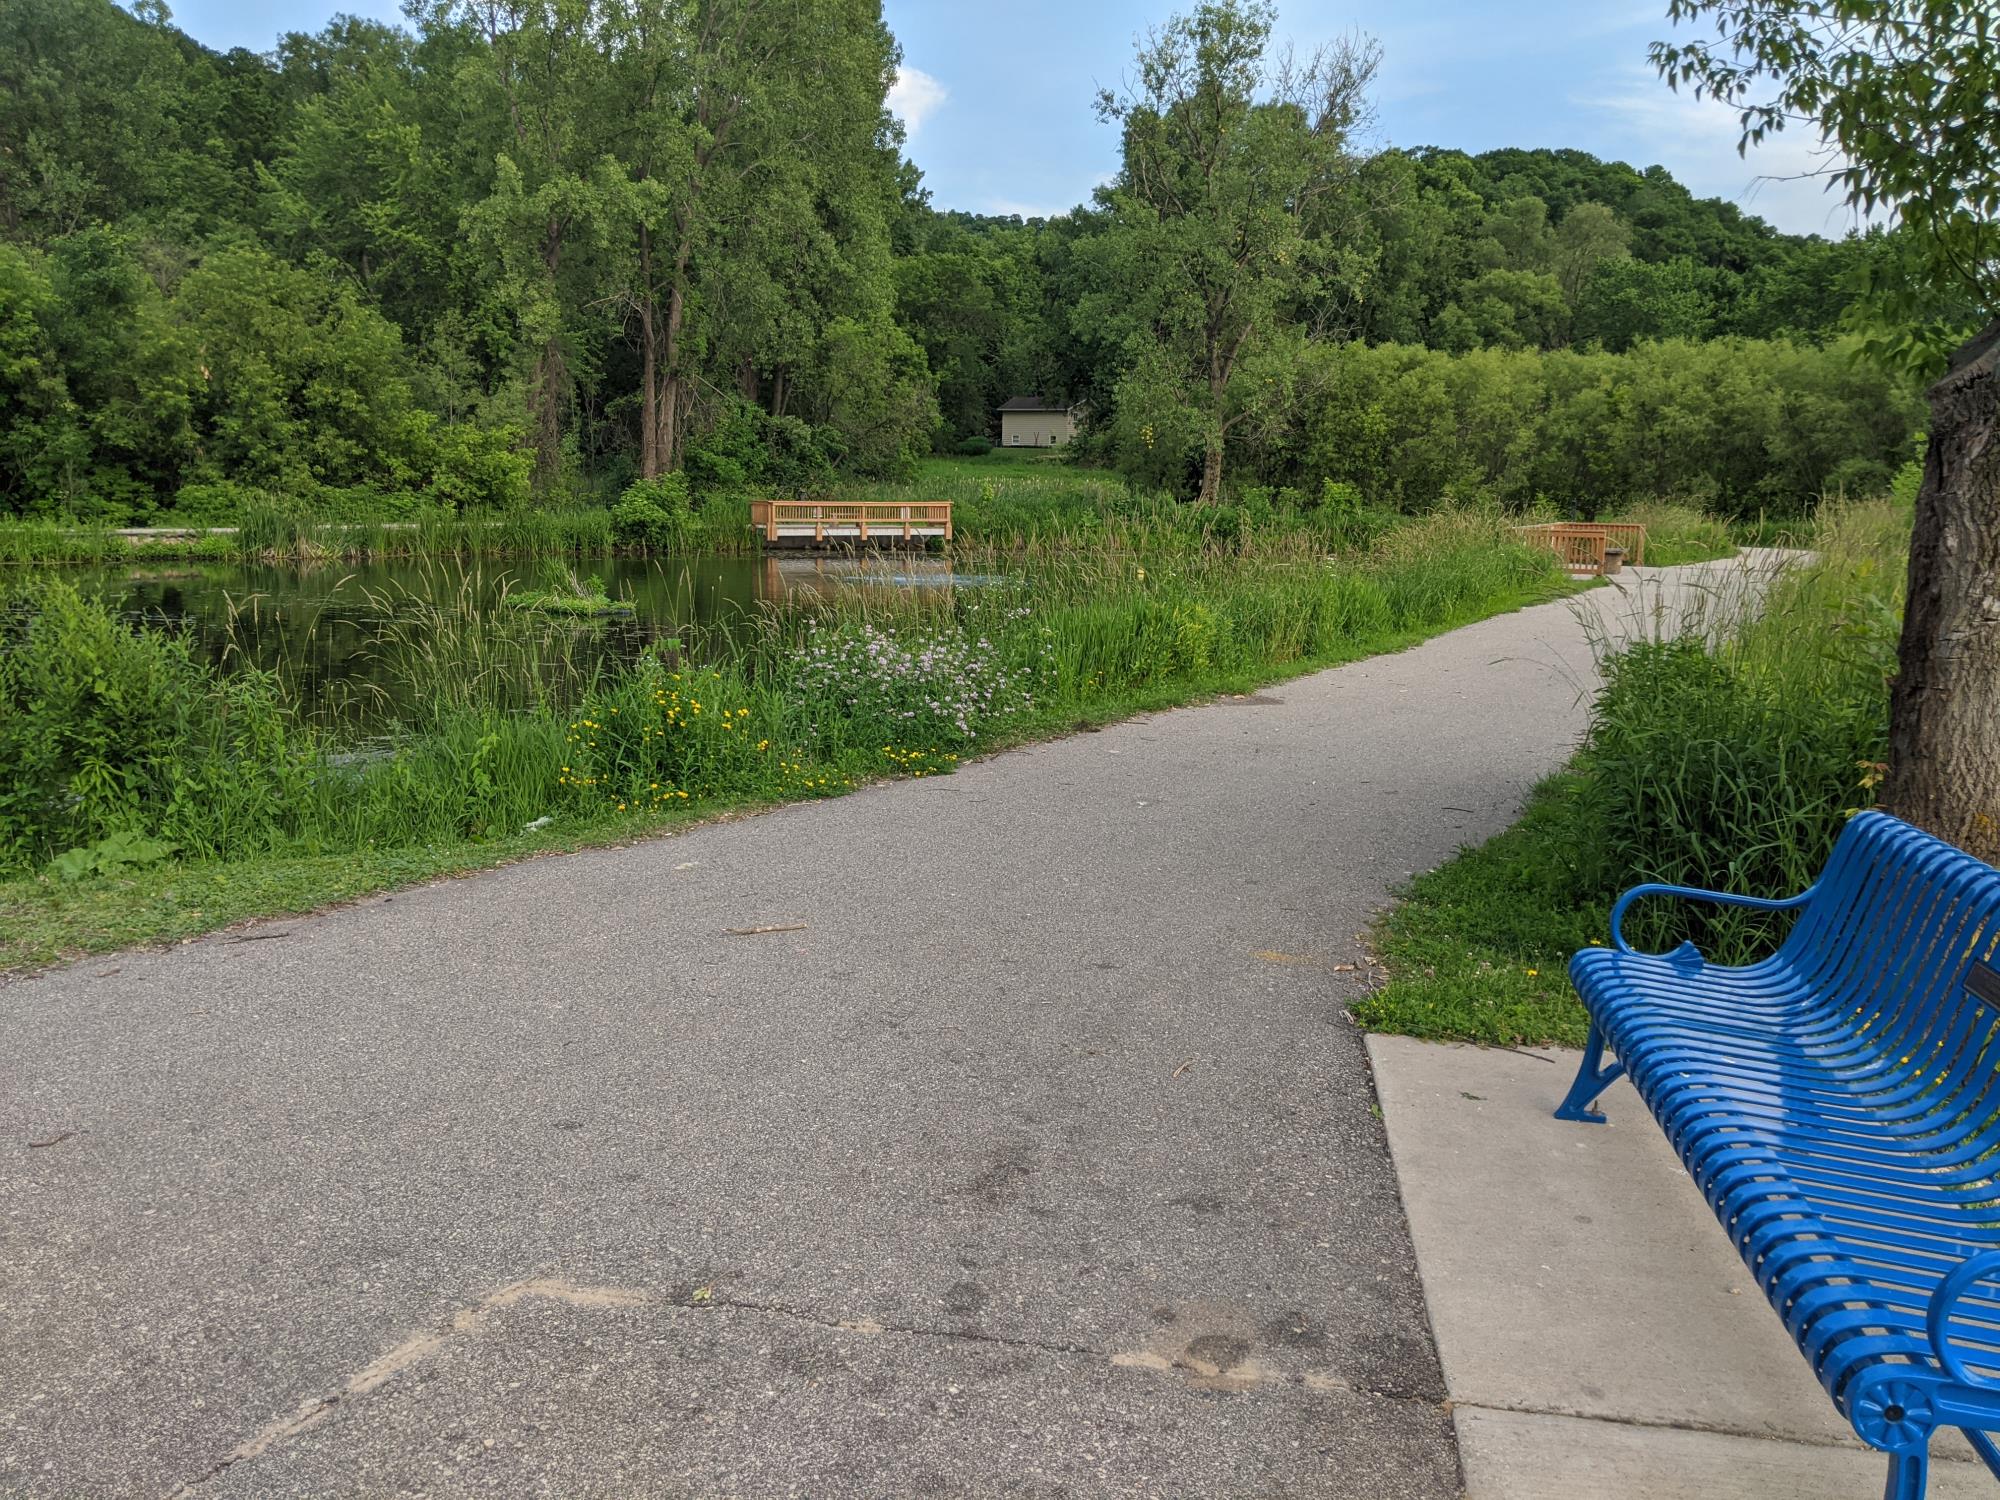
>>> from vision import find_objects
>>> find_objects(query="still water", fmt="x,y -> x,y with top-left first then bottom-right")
50,552 -> 976,735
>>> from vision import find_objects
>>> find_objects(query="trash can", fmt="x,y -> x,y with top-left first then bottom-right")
1602,545 -> 1626,576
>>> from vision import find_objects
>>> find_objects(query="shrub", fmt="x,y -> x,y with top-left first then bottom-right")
1820,455 -> 1892,501
764,412 -> 840,495
956,436 -> 994,457
0,579 -> 310,870
0,579 -> 199,866
611,474 -> 694,550
1889,458 -> 1924,508
684,398 -> 840,497
425,422 -> 533,511
1217,336 -> 1924,519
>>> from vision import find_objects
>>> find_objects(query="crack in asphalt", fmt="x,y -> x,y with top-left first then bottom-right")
163,1280 -> 1449,1496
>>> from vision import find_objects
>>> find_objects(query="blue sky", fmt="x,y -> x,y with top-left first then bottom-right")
160,0 -> 1861,238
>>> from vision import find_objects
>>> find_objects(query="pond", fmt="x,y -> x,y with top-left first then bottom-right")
33,552 -> 984,738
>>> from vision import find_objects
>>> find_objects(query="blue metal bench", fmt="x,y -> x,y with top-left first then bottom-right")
1556,810 -> 2000,1500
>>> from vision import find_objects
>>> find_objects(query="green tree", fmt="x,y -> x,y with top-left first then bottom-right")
1090,0 -> 1378,503
172,244 -> 427,492
443,0 -> 618,493
1549,202 -> 1632,332
1576,257 -> 1717,350
0,244 -> 89,515
1657,0 -> 2000,858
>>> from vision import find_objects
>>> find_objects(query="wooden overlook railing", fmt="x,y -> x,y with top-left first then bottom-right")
1513,523 -> 1647,575
749,499 -> 952,545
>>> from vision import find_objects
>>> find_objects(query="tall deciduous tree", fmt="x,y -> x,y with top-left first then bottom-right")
600,0 -> 906,479
1655,0 -> 2000,857
442,0 -> 616,493
1092,0 -> 1377,503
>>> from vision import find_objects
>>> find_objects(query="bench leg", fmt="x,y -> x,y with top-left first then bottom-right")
1885,1449 -> 1928,1500
1554,1022 -> 1626,1124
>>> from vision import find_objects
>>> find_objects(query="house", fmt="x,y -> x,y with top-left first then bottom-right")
997,395 -> 1078,448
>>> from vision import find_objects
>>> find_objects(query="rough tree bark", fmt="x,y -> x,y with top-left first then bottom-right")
637,224 -> 661,479
1198,436 -> 1225,505
528,219 -> 567,493
1884,318 -> 2000,860
657,240 -> 692,473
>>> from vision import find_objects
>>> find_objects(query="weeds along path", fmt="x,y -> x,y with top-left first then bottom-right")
0,554 -> 1783,1500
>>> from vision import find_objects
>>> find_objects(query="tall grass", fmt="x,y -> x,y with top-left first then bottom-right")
1605,501 -> 1738,566
1356,496 -> 1911,1046
0,519 -> 129,564
0,511 -> 1571,877
1571,501 -> 1903,955
0,508 -> 637,566
5,451 -> 1746,568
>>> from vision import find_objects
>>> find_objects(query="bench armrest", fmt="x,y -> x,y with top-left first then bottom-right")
1929,1251 -> 2000,1389
1608,882 -> 1819,955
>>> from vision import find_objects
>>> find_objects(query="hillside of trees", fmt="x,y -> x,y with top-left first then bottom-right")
0,0 -> 1923,523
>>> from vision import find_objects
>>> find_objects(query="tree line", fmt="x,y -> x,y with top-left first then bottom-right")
0,0 -> 1932,522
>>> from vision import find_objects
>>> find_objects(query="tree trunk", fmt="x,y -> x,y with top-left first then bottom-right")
657,237 -> 693,473
529,218 -> 566,495
530,342 -> 565,496
1884,319 -> 2000,861
660,280 -> 687,473
1195,353 -> 1232,504
1197,438 -> 1224,505
637,225 -> 662,480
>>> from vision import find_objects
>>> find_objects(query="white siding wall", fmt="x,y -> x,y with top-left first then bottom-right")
999,411 -> 1075,447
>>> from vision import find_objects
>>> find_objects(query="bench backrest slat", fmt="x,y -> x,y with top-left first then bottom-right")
1783,813 -> 2000,1145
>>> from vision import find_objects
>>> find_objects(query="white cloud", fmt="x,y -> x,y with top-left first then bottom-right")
1576,68 -> 1885,238
888,66 -> 947,138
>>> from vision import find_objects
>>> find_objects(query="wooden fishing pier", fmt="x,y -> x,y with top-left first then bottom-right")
1513,522 -> 1647,575
749,499 -> 952,548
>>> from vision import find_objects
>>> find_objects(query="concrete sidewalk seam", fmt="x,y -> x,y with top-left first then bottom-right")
1451,1398 -> 1879,1453
1452,1404 -> 1991,1472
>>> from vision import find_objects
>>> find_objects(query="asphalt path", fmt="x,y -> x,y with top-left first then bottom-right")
1,557 -> 1770,1498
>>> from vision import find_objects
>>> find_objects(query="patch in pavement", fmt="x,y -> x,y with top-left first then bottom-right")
164,1280 -> 651,1497
177,1290 -> 1458,1499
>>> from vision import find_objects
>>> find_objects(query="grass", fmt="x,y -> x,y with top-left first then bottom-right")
505,564 -> 633,617
1612,502 -> 1739,567
0,508 -> 632,565
1356,497 -> 1908,1048
4,450 -> 1759,567
0,509 -> 1585,974
1351,776 -> 1603,1048
828,451 -> 1123,545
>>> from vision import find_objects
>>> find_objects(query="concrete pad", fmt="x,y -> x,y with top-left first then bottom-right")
1366,1034 -> 1852,1444
1455,1406 -> 1991,1500
1368,1033 -> 1982,1481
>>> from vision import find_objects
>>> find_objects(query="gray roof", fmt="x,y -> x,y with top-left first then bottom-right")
998,395 -> 1071,413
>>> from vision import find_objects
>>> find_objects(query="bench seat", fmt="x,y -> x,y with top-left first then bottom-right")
1558,811 -> 2000,1500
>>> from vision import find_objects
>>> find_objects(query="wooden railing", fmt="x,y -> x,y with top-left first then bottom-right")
749,499 -> 953,544
1513,523 -> 1647,574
